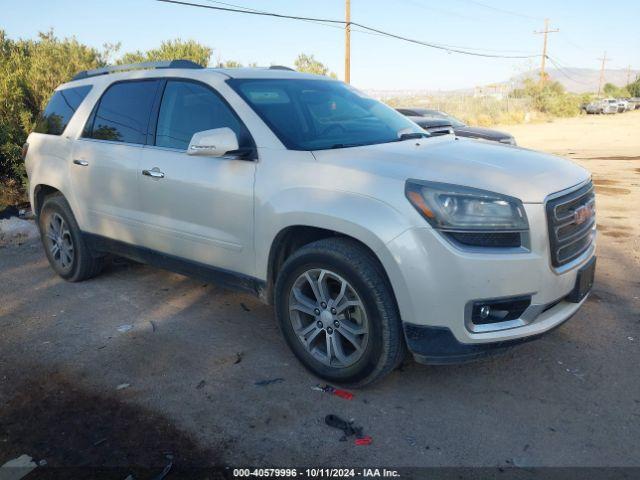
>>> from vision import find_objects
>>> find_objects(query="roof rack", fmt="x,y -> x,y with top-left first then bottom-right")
71,59 -> 204,81
268,65 -> 295,71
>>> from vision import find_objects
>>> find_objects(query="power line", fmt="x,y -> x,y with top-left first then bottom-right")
545,56 -> 592,86
155,0 -> 541,59
452,0 -> 542,21
395,0 -> 478,21
557,32 -> 593,55
354,22 -> 539,58
197,0 -> 482,45
200,0 -> 380,38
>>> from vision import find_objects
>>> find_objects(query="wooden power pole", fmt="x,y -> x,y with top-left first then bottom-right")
345,0 -> 351,84
627,65 -> 632,86
597,52 -> 610,97
534,18 -> 559,85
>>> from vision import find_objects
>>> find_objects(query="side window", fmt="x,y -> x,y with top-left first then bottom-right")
84,80 -> 159,144
34,85 -> 92,135
155,80 -> 248,150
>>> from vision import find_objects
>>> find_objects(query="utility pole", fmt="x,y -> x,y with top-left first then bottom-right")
345,0 -> 351,84
597,52 -> 610,97
627,65 -> 632,86
534,18 -> 559,86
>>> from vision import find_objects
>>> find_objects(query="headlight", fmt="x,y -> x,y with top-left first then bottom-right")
405,180 -> 528,232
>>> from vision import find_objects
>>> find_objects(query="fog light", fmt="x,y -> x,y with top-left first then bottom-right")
471,296 -> 531,325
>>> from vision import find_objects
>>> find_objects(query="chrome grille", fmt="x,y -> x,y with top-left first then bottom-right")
546,182 -> 595,267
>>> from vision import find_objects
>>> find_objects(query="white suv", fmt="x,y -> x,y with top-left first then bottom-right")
24,61 -> 596,386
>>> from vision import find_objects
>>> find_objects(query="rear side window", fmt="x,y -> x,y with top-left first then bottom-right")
34,85 -> 92,135
84,80 -> 160,145
155,80 -> 249,150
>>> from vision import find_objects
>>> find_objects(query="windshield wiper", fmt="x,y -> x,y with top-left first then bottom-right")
330,143 -> 360,149
398,132 -> 430,141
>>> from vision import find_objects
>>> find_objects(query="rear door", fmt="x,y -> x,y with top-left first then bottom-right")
71,79 -> 161,242
137,79 -> 256,275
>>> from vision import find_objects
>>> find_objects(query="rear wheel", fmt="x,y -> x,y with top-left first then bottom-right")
39,194 -> 104,282
275,238 -> 405,387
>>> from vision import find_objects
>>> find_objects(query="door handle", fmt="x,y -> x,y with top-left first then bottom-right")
142,167 -> 165,179
73,159 -> 89,166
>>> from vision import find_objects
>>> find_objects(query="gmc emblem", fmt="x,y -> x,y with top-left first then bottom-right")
574,204 -> 594,225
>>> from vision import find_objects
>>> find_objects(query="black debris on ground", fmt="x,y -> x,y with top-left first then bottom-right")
254,378 -> 284,387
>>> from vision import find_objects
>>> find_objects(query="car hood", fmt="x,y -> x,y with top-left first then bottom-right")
454,125 -> 512,141
312,136 -> 590,203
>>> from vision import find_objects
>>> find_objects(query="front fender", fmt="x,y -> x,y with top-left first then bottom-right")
256,186 -> 412,275
255,186 -> 418,318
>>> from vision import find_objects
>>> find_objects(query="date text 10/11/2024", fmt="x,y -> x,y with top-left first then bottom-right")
232,468 -> 401,478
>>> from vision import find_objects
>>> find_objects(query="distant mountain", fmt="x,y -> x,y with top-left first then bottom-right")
366,68 -> 639,99
514,68 -> 639,94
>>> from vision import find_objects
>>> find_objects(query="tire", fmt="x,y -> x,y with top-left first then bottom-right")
275,237 -> 405,387
38,194 -> 104,282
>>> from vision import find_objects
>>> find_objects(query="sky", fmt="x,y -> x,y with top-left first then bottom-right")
3,0 -> 639,91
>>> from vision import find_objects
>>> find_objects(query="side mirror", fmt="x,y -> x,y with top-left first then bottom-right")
187,127 -> 239,157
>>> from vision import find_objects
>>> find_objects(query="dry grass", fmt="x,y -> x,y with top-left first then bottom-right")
384,94 -> 554,127
0,178 -> 27,209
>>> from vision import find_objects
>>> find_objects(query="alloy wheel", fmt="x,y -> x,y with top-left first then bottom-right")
288,269 -> 369,368
45,212 -> 74,272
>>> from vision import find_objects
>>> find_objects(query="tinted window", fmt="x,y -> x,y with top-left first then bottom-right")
155,80 -> 247,150
85,80 -> 159,144
229,79 -> 422,151
34,85 -> 92,135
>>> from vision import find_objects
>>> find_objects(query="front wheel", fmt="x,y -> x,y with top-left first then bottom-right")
275,238 -> 405,387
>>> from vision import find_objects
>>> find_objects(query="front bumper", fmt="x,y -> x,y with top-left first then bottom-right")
379,202 -> 595,362
405,294 -> 585,364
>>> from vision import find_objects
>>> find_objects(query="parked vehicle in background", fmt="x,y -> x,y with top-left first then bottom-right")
585,101 -> 604,114
616,99 -> 629,113
602,99 -> 619,114
404,115 -> 454,137
397,107 -> 516,145
630,98 -> 640,110
25,61 -> 596,386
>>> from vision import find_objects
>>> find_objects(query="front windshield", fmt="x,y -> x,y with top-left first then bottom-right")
228,79 -> 424,150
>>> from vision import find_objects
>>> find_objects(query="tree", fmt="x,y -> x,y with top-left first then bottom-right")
603,82 -> 630,98
218,60 -> 243,68
627,78 -> 640,97
293,53 -> 337,78
0,33 -> 215,191
118,39 -> 212,67
0,30 -> 104,185
511,79 -> 581,117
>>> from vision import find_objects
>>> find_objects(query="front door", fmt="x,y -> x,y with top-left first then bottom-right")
138,79 -> 256,276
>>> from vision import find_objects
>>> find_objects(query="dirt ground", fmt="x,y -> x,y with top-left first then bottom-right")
1,111 -> 639,475
499,110 -> 640,159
